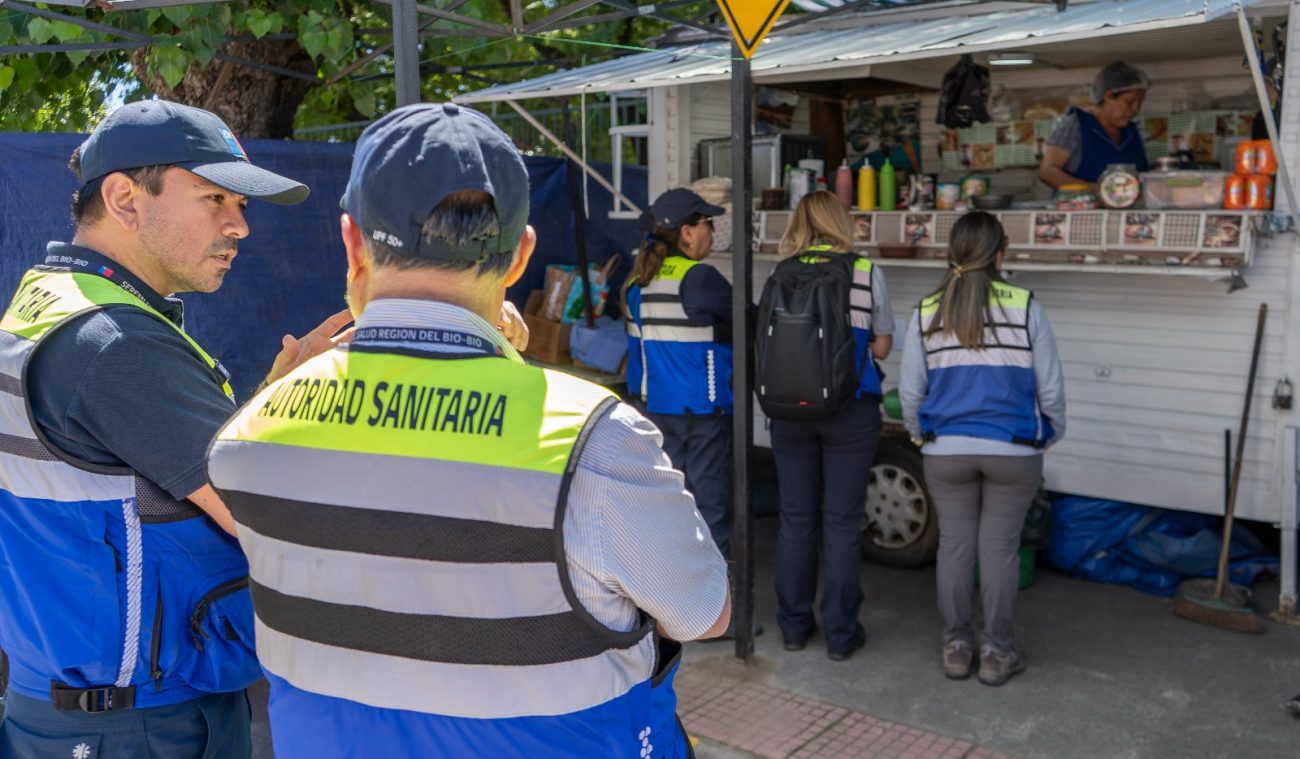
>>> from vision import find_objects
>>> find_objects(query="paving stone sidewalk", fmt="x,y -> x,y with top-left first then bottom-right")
677,663 -> 1012,759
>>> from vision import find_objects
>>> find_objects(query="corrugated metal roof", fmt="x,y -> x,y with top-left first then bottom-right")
457,0 -> 1259,104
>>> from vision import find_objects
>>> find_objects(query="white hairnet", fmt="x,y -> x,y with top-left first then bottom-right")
1092,61 -> 1151,104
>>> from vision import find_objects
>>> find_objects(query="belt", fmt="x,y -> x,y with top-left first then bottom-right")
50,681 -> 137,713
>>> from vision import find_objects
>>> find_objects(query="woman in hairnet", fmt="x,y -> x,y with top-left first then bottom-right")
1038,61 -> 1151,189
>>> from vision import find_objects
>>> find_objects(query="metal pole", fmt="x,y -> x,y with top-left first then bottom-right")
562,100 -> 596,328
1237,6 -> 1299,226
1278,427 -> 1299,620
393,0 -> 421,107
730,41 -> 755,661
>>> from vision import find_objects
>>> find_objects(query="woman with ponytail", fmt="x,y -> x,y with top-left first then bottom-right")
624,188 -> 740,566
899,211 -> 1065,686
771,191 -> 894,662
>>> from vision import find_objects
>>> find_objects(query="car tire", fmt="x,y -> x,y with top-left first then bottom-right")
861,437 -> 938,567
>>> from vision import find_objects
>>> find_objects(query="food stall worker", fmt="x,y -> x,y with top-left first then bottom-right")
1039,60 -> 1151,189
624,188 -> 737,558
899,212 -> 1066,687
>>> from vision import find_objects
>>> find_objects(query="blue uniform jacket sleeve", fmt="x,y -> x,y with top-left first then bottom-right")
898,309 -> 927,440
1029,299 -> 1067,446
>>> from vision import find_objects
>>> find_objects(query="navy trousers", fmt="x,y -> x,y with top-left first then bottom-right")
0,688 -> 251,759
646,411 -> 734,558
771,399 -> 882,654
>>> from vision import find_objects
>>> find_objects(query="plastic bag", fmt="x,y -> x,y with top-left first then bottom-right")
570,316 -> 628,374
936,54 -> 991,128
543,257 -> 620,324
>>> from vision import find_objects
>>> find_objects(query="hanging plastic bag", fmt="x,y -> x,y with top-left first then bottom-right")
936,54 -> 991,129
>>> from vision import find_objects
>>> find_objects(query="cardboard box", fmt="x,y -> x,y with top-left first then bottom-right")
522,290 -> 571,365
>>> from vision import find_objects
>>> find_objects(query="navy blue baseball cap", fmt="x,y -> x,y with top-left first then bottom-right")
647,188 -> 724,229
77,100 -> 309,205
342,102 -> 529,263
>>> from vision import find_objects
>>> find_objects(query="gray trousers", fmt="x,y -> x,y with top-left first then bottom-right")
923,454 -> 1042,653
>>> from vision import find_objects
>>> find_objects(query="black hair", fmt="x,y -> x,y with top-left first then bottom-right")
364,190 -> 516,276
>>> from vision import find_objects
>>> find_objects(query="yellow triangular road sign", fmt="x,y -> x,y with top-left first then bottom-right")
716,0 -> 791,60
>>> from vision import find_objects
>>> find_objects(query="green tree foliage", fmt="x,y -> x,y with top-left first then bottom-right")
0,0 -> 715,137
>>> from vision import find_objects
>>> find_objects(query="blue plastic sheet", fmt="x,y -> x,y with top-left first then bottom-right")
0,132 -> 646,399
1046,494 -> 1278,597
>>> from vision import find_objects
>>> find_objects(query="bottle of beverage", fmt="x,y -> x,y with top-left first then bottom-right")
782,163 -> 792,190
858,162 -> 876,210
879,158 -> 896,211
835,159 -> 853,208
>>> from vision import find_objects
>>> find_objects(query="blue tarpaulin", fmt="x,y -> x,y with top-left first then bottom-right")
1046,494 -> 1278,597
0,132 -> 646,399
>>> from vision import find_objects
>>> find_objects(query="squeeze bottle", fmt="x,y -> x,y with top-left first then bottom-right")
879,159 -> 896,211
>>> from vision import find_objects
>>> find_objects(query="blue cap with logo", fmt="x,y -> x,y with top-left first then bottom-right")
76,100 -> 309,205
342,102 -> 529,263
647,188 -> 724,230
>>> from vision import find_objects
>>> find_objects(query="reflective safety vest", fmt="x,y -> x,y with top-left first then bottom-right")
918,282 -> 1053,447
0,268 -> 259,711
626,254 -> 734,415
804,244 -> 882,398
208,338 -> 688,758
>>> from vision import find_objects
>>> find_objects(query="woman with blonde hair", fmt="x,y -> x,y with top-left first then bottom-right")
770,191 -> 894,661
899,211 -> 1065,686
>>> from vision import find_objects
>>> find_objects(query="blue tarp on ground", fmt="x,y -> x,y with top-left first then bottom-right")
0,132 -> 646,399
1046,494 -> 1279,596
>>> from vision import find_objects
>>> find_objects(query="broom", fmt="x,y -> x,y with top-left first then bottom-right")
1171,303 -> 1267,634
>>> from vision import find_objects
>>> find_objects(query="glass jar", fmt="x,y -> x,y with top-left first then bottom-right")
1098,164 -> 1142,209
1055,183 -> 1098,211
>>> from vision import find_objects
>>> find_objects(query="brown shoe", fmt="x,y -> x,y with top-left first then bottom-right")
977,645 -> 1026,686
942,640 -> 973,680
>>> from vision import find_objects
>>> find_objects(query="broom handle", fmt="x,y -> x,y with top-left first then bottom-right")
1216,303 -> 1267,599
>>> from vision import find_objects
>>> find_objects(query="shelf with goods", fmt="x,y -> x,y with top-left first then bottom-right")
743,209 -> 1269,276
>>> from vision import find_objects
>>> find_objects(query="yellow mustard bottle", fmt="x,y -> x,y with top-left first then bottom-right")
858,163 -> 876,211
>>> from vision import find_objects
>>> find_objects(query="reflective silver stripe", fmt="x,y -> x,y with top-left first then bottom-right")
0,373 -> 20,397
640,301 -> 689,321
239,524 -> 571,619
0,391 -> 33,440
850,311 -> 871,330
0,331 -> 31,375
208,440 -> 561,529
926,347 -> 1034,370
640,324 -> 714,343
706,350 -> 716,403
0,452 -> 133,502
115,496 -> 142,688
256,618 -> 656,719
850,288 -> 874,311
923,325 -> 1030,352
0,431 -> 59,461
625,321 -> 641,338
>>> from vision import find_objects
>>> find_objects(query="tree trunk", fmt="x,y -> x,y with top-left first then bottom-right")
131,38 -> 317,139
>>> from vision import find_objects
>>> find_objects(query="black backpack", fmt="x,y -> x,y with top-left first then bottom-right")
755,251 -> 859,421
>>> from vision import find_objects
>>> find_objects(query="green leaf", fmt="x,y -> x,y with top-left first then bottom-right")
153,46 -> 191,89
300,28 -> 327,59
246,8 -> 274,39
50,20 -> 85,43
0,21 -> 16,42
66,51 -> 90,67
0,66 -> 15,93
351,86 -> 375,118
25,18 -> 54,45
161,5 -> 192,28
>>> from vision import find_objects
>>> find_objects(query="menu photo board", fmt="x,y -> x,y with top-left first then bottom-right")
1122,213 -> 1161,246
1033,212 -> 1068,246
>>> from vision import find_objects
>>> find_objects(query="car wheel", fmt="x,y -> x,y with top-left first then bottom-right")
861,438 -> 938,567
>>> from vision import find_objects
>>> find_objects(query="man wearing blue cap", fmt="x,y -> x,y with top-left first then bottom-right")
205,102 -> 731,757
0,100 -> 341,757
